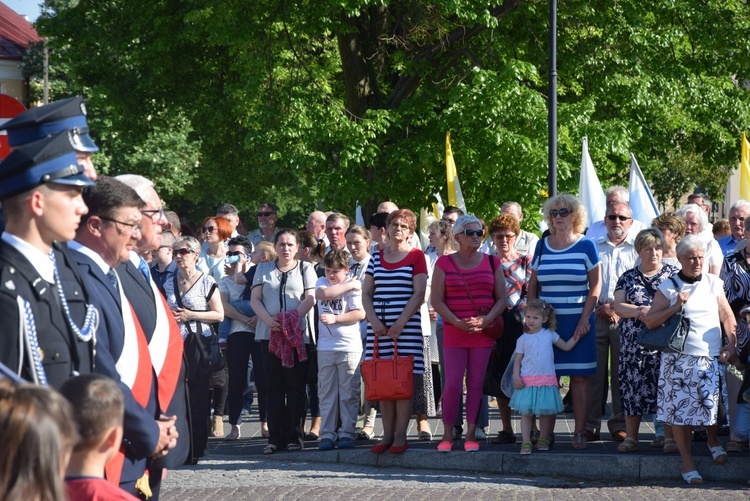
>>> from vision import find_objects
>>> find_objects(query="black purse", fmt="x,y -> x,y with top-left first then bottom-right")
637,277 -> 690,353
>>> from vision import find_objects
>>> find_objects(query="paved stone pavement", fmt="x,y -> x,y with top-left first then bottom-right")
161,455 -> 750,500
158,405 -> 750,498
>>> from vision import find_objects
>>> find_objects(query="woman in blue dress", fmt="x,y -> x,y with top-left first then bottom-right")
528,194 -> 601,450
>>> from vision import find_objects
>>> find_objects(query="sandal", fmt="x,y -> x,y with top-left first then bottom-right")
520,441 -> 533,455
663,438 -> 679,453
650,436 -> 665,448
709,444 -> 728,464
536,438 -> 551,451
262,444 -> 277,455
286,443 -> 303,451
681,470 -> 704,485
492,430 -> 517,444
726,440 -> 748,453
617,437 -> 638,453
572,432 -> 588,450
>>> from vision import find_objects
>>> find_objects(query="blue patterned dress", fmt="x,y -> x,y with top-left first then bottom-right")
615,264 -> 679,416
531,237 -> 600,376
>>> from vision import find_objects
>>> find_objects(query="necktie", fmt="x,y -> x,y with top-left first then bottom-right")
106,268 -> 119,292
138,256 -> 151,282
49,250 -> 97,343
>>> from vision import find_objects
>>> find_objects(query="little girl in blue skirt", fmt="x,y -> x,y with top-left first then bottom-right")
509,299 -> 581,454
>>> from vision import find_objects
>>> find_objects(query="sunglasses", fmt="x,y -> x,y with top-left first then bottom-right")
257,211 -> 275,217
174,248 -> 194,256
461,229 -> 484,237
226,251 -> 245,257
201,226 -> 216,233
607,215 -> 632,222
494,233 -> 516,240
549,209 -> 571,218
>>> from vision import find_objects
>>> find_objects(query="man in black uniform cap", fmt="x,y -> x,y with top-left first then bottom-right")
0,131 -> 97,388
0,95 -> 99,233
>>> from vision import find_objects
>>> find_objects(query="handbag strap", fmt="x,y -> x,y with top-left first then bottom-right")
448,254 -> 495,315
371,335 -> 398,361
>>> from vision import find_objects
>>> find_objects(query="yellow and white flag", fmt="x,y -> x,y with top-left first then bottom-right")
741,132 -> 750,202
446,132 -> 467,213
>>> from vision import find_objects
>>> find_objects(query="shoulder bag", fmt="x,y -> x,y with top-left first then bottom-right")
361,336 -> 414,401
174,273 -> 225,373
448,254 -> 504,339
636,277 -> 690,353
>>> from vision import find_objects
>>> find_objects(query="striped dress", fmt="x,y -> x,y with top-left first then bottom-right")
531,237 -> 600,376
365,248 -> 427,374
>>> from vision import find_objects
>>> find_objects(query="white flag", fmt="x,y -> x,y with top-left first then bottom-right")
355,200 -> 365,226
578,137 -> 606,223
628,153 -> 659,226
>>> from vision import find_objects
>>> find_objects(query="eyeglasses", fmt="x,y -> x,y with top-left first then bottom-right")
226,251 -> 246,257
607,215 -> 632,222
201,226 -> 216,233
140,207 -> 165,222
257,211 -> 275,217
549,209 -> 571,218
174,248 -> 194,256
461,229 -> 484,237
494,233 -> 516,240
100,216 -> 142,234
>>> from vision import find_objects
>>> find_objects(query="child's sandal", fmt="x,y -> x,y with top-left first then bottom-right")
520,441 -> 533,455
536,438 -> 551,451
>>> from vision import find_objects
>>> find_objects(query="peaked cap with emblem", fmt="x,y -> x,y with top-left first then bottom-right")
0,95 -> 99,152
0,130 -> 94,200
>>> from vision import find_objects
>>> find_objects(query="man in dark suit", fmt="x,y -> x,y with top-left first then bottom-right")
69,176 -> 177,497
117,174 -> 190,495
0,131 -> 96,388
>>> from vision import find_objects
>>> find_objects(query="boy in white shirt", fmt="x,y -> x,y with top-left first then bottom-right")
315,249 -> 366,450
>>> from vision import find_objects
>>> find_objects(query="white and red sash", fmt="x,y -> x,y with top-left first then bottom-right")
129,252 -> 183,413
106,270 -> 153,486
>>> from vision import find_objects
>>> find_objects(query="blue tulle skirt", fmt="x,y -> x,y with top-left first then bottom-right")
509,384 -> 563,416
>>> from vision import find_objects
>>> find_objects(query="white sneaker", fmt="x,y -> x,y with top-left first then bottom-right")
476,428 -> 487,440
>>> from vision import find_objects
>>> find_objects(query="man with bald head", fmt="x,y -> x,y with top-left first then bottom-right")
307,210 -> 328,245
586,186 -> 646,240
377,201 -> 399,214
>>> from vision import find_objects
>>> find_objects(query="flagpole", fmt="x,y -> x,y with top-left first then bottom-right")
548,0 -> 557,197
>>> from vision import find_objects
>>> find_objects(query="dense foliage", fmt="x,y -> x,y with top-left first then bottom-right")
36,0 -> 750,230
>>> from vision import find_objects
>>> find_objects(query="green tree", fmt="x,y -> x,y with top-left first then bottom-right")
37,0 -> 750,229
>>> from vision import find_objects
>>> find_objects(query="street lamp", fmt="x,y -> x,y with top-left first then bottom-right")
548,0 -> 557,197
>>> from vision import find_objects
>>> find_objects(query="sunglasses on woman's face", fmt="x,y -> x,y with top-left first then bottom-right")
174,248 -> 194,256
549,208 -> 571,218
202,226 -> 217,233
462,229 -> 483,237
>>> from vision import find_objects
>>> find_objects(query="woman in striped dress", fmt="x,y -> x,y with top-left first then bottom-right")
362,209 -> 428,453
528,194 -> 601,450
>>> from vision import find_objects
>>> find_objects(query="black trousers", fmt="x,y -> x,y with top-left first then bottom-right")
227,331 -> 266,425
261,340 -> 309,448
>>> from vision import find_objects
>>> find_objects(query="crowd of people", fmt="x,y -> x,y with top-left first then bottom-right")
1,96 -> 750,500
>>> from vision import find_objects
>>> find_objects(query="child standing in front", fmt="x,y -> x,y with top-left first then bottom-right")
315,249 -> 367,450
509,299 -> 581,454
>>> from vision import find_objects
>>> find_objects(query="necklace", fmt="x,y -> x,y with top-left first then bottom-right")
179,269 -> 199,286
638,264 -> 661,277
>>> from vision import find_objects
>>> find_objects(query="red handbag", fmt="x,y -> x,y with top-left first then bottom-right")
361,336 -> 414,401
